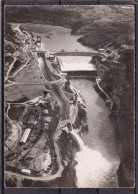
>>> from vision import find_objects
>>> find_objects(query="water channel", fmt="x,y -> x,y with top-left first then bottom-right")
21,23 -> 120,187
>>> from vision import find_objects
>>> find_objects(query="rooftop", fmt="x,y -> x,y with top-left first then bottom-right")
58,56 -> 96,72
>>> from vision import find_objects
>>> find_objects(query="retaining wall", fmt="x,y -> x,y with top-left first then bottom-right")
94,78 -> 114,115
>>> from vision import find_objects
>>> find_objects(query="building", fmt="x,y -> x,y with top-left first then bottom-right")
21,169 -> 31,175
57,56 -> 97,78
120,5 -> 133,9
44,116 -> 51,123
43,109 -> 49,115
20,128 -> 31,145
44,123 -> 49,129
36,36 -> 41,47
49,53 -> 56,62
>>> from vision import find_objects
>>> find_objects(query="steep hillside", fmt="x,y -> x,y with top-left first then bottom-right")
5,5 -> 135,187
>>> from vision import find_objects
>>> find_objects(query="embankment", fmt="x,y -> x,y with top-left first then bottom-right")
94,78 -> 114,114
94,61 -> 135,187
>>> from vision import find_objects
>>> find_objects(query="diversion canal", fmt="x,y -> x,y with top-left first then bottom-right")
16,23 -> 120,187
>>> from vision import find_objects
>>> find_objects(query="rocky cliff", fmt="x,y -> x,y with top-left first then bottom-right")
5,5 -> 135,187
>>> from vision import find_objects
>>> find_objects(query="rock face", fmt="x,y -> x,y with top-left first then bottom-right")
93,48 -> 135,187
116,115 -> 135,187
72,97 -> 88,136
5,5 -> 135,187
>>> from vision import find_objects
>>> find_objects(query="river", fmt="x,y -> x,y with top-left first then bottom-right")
71,80 -> 120,187
21,23 -> 94,52
20,23 -> 119,187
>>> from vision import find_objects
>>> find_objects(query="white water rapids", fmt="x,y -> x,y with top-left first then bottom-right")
69,80 -> 119,188
71,131 -> 115,188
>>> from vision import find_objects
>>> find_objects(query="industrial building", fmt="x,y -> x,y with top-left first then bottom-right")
57,56 -> 97,78
20,128 -> 31,145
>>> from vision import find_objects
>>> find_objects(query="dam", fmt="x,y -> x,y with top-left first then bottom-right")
57,55 -> 97,78
36,50 -> 98,79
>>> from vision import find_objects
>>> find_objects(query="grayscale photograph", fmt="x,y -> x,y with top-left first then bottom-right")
4,5 -> 135,188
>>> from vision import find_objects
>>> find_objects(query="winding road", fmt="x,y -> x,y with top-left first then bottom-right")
5,26 -> 78,182
37,55 -> 70,120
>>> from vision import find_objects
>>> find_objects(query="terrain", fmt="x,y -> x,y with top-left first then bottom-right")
5,5 -> 135,187
5,23 -> 88,187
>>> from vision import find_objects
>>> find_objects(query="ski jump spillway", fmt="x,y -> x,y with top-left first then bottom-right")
35,51 -> 99,78
57,55 -> 97,78
56,51 -> 99,78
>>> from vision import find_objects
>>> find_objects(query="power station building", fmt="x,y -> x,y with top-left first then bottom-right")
57,56 -> 97,78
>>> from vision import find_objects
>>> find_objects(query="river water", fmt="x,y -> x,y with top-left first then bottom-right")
20,23 -> 119,187
21,23 -> 93,52
71,80 -> 120,187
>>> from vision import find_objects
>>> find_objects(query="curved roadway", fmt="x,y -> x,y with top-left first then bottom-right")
37,55 -> 70,120
5,28 -> 76,182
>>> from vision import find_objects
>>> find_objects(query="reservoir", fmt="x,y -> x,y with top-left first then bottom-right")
21,23 -> 94,52
20,23 -> 120,187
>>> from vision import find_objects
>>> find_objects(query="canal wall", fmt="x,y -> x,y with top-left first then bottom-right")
94,77 -> 114,115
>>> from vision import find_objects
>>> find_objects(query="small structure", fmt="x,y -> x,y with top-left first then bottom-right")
49,53 -> 55,62
43,109 -> 49,115
20,128 -> 31,145
44,116 -> 51,123
36,36 -> 41,47
21,169 -> 31,175
44,123 -> 49,129
120,5 -> 133,9
37,36 -> 41,43
62,126 -> 69,133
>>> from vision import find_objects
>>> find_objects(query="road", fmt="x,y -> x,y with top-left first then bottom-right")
5,27 -> 76,182
5,57 -> 17,82
37,55 -> 70,120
